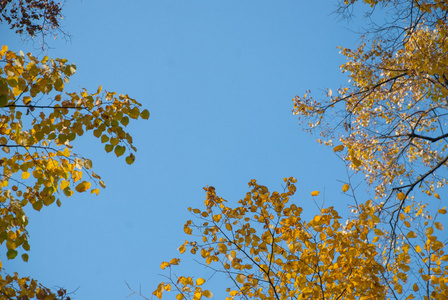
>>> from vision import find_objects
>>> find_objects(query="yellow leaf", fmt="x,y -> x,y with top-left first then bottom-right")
415,245 -> 422,253
435,222 -> 443,230
397,192 -> 406,200
62,147 -> 70,157
351,156 -> 361,167
311,191 -> 319,197
169,258 -> 180,265
374,229 -> 384,236
407,231 -> 417,238
413,283 -> 419,292
178,245 -> 186,254
196,278 -> 205,286
0,45 -> 7,57
431,241 -> 444,251
160,262 -> 170,270
60,180 -> 70,190
225,223 -> 232,231
333,145 -> 344,152
91,189 -> 100,195
371,215 -> 381,224
236,274 -> 246,284
434,193 -> 440,199
22,96 -> 31,105
202,290 -> 213,298
21,172 -> 30,179
176,294 -> 185,300
75,181 -> 91,193
342,183 -> 349,193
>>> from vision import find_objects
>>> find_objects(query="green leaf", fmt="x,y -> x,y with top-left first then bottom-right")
22,242 -> 30,251
75,181 -> 91,193
7,78 -> 17,87
105,144 -> 114,153
63,187 -> 73,197
7,249 -> 18,260
0,94 -> 7,107
32,201 -> 43,211
140,109 -> 150,119
43,196 -> 55,206
93,129 -> 102,138
67,132 -> 76,141
115,145 -> 125,157
54,78 -> 64,91
21,253 -> 29,262
129,107 -> 140,119
126,153 -> 135,165
84,159 -> 93,169
121,116 -> 129,126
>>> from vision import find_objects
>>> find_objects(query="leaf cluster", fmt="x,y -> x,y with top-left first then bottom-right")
0,45 -> 149,298
0,0 -> 62,37
293,0 -> 448,225
151,179 -> 447,299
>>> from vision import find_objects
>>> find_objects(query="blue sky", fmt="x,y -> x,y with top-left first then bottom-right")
4,1 -> 443,299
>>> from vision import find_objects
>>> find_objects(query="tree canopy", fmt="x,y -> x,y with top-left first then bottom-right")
0,45 -> 149,299
294,0 -> 448,202
148,178 -> 447,300
0,4 -> 149,297
1,1 -> 447,299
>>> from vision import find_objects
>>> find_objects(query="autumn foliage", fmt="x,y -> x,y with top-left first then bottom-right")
0,45 -> 149,298
143,1 -> 448,300
0,0 -> 447,299
151,179 -> 447,299
0,0 -> 63,37
294,0 -> 448,202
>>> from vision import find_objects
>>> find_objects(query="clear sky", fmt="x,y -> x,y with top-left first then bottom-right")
3,1 -> 443,299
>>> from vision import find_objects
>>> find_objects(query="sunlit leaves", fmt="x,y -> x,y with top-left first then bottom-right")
153,179 -> 387,299
397,192 -> 406,201
407,231 -> 417,239
0,47 -> 148,298
196,278 -> 205,286
333,144 -> 344,152
160,262 -> 170,270
292,1 -> 448,204
152,177 -> 448,299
